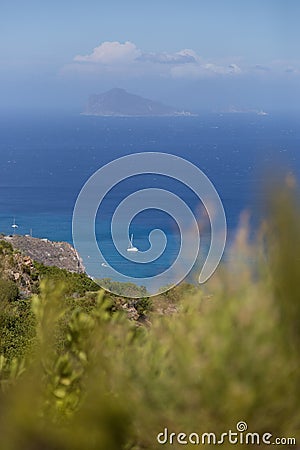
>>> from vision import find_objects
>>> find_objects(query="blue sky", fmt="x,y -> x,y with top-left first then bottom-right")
1,0 -> 300,111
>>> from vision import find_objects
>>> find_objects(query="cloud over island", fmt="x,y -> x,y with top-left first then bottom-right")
69,40 -> 243,79
74,41 -> 141,65
60,40 -> 300,88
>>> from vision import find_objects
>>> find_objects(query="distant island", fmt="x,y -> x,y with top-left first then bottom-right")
82,88 -> 195,117
223,106 -> 269,115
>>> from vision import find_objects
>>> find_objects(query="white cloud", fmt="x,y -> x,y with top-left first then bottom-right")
228,63 -> 242,74
170,62 -> 242,79
271,60 -> 300,75
138,49 -> 197,64
247,60 -> 300,77
74,41 -> 141,64
253,64 -> 271,72
69,40 -> 245,79
284,67 -> 298,73
66,40 -> 300,83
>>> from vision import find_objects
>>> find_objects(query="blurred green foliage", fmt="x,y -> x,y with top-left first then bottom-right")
133,296 -> 153,316
0,299 -> 35,362
0,279 -> 19,303
0,186 -> 299,448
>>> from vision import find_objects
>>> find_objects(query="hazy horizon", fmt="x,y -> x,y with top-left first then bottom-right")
1,0 -> 300,114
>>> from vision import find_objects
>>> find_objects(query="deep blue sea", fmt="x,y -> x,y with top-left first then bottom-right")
0,112 -> 299,291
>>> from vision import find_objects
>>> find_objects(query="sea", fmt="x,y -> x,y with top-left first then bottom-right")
0,111 -> 299,292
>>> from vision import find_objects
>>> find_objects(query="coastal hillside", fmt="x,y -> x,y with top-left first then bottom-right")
0,235 -> 183,314
0,189 -> 299,448
2,235 -> 85,273
0,237 -> 98,299
0,234 -> 186,365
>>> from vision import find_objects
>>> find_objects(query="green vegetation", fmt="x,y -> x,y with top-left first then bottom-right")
0,185 -> 299,448
0,239 -> 14,255
0,278 -> 19,302
133,296 -> 153,316
0,299 -> 35,361
34,262 -> 100,296
98,277 -> 148,297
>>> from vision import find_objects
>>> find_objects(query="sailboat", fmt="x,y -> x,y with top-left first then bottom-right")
11,218 -> 18,234
127,234 -> 138,252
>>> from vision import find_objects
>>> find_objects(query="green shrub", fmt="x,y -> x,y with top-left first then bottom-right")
34,262 -> 100,296
98,278 -> 148,297
0,239 -> 14,255
0,299 -> 36,361
134,297 -> 153,315
0,278 -> 19,302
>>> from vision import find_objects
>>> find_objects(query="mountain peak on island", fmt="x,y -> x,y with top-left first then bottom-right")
83,88 -> 194,117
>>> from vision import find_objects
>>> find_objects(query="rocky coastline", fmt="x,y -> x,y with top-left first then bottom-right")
1,234 -> 85,273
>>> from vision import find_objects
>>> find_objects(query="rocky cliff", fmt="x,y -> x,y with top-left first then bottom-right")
2,235 -> 85,273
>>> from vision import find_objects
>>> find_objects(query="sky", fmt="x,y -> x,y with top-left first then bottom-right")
1,0 -> 300,112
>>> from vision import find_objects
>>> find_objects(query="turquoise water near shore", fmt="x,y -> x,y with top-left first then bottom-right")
1,112 -> 299,287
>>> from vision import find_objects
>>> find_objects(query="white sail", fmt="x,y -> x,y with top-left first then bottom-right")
11,218 -> 18,229
127,233 -> 138,252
